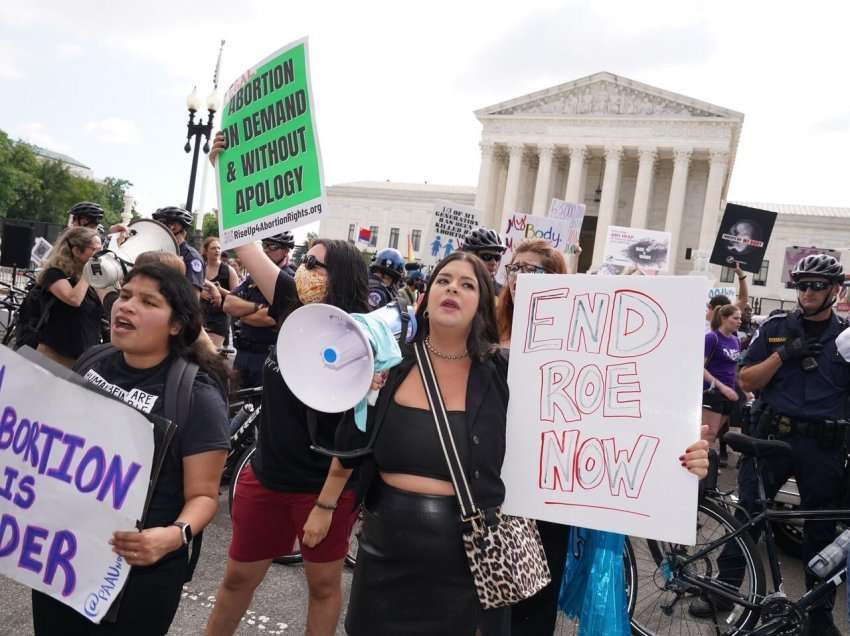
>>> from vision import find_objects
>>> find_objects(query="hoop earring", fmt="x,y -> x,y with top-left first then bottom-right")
423,310 -> 429,319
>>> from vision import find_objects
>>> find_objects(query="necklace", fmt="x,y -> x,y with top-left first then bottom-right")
425,336 -> 468,360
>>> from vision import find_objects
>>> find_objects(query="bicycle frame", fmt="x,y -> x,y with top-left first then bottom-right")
665,453 -> 850,631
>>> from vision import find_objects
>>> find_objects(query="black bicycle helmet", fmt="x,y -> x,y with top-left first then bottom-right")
790,254 -> 844,283
462,227 -> 506,254
152,205 -> 193,229
68,201 -> 104,222
263,231 -> 295,249
370,248 -> 405,282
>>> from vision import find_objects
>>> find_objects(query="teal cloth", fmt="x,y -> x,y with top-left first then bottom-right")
559,528 -> 630,636
351,313 -> 402,431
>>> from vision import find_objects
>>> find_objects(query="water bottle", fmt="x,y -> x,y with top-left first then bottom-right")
808,528 -> 850,578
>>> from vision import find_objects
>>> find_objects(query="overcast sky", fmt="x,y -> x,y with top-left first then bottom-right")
2,0 -> 848,239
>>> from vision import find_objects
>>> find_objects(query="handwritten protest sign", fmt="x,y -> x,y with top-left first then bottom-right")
421,201 -> 480,266
501,275 -> 705,544
216,38 -> 325,249
547,199 -> 585,245
599,225 -> 672,275
0,348 -> 153,622
496,213 -> 581,285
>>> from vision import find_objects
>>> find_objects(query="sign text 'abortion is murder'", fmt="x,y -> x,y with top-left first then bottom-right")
0,349 -> 153,622
502,275 -> 705,544
216,38 -> 325,248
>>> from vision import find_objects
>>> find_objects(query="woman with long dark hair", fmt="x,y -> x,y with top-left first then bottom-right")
36,226 -> 103,367
201,236 -> 239,349
31,263 -> 230,635
205,237 -> 369,636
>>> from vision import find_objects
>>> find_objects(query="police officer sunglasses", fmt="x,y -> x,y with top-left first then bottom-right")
477,252 -> 502,263
795,280 -> 831,292
261,241 -> 287,251
302,254 -> 327,270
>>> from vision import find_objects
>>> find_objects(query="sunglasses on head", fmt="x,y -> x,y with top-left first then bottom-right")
302,254 -> 327,270
796,280 -> 831,292
477,252 -> 502,263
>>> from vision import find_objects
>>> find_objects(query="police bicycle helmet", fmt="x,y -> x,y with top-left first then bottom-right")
68,201 -> 105,222
790,254 -> 844,283
462,227 -> 506,254
263,231 -> 296,249
370,248 -> 405,282
152,205 -> 194,229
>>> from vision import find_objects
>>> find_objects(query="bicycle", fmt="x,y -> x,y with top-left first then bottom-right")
628,431 -> 850,635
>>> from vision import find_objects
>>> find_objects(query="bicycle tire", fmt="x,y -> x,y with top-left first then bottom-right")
227,443 -> 305,565
629,498 -> 765,636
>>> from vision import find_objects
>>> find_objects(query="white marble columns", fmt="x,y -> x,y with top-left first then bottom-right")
664,147 -> 693,273
697,151 -> 730,252
531,144 -> 555,215
500,143 -> 525,225
592,145 -> 624,267
563,144 -> 587,204
630,147 -> 657,228
474,142 -> 496,227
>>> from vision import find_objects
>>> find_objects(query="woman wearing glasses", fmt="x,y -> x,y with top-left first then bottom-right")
206,132 -> 369,636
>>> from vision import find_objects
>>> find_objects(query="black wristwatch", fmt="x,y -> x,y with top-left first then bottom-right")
171,521 -> 193,546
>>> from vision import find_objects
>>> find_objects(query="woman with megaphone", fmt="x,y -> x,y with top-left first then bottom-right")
205,132 -> 367,636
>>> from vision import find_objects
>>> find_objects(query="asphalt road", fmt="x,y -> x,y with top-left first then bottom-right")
0,448 -> 845,635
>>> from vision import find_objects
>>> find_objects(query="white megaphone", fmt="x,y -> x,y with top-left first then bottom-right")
83,219 -> 179,288
276,301 -> 418,413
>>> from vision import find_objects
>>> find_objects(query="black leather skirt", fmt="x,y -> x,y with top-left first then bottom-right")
345,479 -> 509,636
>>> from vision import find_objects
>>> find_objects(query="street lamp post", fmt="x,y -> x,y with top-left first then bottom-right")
184,86 -> 218,215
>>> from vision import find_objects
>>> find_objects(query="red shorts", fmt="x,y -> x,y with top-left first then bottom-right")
229,464 -> 358,563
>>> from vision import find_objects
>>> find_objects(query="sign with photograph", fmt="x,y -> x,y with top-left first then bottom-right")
598,226 -> 671,275
709,204 -> 778,274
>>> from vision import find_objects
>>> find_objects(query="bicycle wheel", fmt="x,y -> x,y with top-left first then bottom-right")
227,443 -> 304,566
629,498 -> 765,636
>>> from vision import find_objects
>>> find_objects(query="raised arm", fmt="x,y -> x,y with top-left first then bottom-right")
735,263 -> 749,309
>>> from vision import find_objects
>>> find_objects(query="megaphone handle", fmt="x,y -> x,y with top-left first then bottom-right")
367,389 -> 379,406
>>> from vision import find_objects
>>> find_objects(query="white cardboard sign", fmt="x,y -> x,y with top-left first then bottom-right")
502,275 -> 705,545
496,212 -> 581,285
600,225 -> 672,275
0,348 -> 153,622
421,200 -> 480,266
547,199 -> 586,245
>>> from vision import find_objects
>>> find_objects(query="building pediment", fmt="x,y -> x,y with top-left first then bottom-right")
476,72 -> 742,120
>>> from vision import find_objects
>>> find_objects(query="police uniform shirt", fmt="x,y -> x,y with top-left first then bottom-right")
231,274 -> 278,346
742,310 -> 850,420
368,274 -> 395,310
179,242 -> 205,290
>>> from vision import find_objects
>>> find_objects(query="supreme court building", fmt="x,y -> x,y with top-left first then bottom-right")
321,72 -> 850,312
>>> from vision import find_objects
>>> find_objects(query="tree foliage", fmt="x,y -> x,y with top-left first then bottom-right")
0,129 -> 134,228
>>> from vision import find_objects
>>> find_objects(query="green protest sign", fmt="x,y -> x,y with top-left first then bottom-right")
216,38 -> 325,248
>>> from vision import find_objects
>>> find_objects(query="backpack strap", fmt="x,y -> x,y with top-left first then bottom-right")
163,356 -> 206,582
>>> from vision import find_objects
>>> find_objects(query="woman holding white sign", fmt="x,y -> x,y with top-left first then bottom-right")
31,263 -> 230,635
496,239 -> 711,634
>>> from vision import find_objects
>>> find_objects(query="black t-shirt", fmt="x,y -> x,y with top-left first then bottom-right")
39,267 -> 103,358
180,242 -> 205,290
81,351 -> 230,531
232,274 -> 278,345
250,271 -> 355,492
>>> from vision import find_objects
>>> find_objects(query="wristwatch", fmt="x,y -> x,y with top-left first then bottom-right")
171,521 -> 193,546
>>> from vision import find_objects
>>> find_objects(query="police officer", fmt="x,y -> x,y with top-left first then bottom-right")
461,227 -> 507,294
222,232 -> 294,387
367,248 -> 405,310
692,254 -> 849,634
68,201 -> 105,230
151,206 -> 205,294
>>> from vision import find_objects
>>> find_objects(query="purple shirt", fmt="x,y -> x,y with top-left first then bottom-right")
704,330 -> 740,390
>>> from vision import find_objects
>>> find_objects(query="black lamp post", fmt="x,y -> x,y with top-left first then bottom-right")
184,86 -> 218,213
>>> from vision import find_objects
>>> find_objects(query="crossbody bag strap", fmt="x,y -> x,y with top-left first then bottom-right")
413,341 -> 478,520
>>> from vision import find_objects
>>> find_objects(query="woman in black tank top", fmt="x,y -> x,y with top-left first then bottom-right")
201,237 -> 238,346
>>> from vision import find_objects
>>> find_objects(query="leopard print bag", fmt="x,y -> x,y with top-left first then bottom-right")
415,343 -> 551,609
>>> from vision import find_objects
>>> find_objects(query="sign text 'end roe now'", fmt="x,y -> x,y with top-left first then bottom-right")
502,275 -> 705,545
